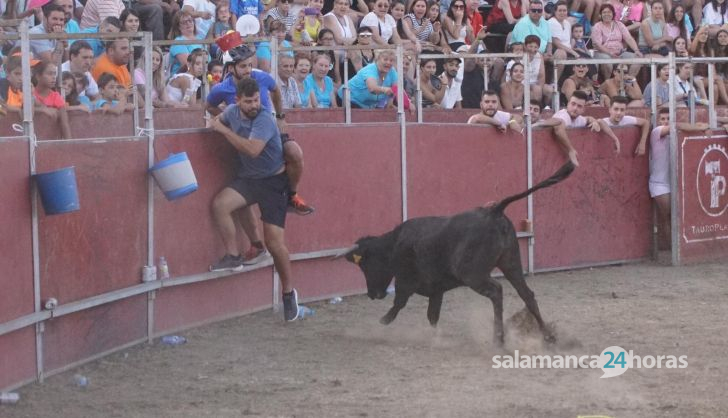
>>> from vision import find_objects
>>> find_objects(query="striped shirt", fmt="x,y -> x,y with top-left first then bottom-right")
266,8 -> 297,32
404,14 -> 433,41
80,0 -> 126,29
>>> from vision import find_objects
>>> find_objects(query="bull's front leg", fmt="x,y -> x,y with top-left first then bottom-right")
426,292 -> 443,327
380,291 -> 411,325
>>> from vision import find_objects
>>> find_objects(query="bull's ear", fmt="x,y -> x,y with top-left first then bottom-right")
345,251 -> 363,265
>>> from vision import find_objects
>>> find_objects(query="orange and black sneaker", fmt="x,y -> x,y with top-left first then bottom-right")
288,194 -> 315,215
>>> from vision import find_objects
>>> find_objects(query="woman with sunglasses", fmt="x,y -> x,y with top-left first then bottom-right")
346,26 -> 376,79
598,64 -> 644,107
337,49 -> 398,108
323,0 -> 357,45
361,0 -> 403,46
443,0 -> 473,50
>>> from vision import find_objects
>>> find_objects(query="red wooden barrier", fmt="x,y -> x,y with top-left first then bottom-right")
677,132 -> 728,263
0,112 -> 688,391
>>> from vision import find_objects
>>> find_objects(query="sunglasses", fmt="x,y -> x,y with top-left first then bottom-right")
452,4 -> 465,8
530,8 -> 543,12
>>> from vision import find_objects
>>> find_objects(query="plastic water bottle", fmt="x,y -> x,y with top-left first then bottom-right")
182,89 -> 194,104
329,296 -> 343,304
161,335 -> 187,346
158,257 -> 169,280
0,392 -> 20,404
297,306 -> 315,319
72,374 -> 89,388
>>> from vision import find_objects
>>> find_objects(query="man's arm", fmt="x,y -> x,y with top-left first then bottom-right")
209,114 -> 267,157
597,119 -> 620,154
584,116 -> 601,132
468,113 -> 508,131
634,117 -> 650,156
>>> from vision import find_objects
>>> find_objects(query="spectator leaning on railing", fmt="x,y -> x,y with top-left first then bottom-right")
62,40 -> 99,100
305,53 -> 338,108
277,54 -> 302,108
166,48 -> 206,106
29,4 -> 68,63
0,54 -> 31,116
337,48 -> 398,108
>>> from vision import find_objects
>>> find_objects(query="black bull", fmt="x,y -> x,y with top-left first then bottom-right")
334,162 -> 575,345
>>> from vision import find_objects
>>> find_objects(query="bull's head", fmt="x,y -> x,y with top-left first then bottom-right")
333,237 -> 393,300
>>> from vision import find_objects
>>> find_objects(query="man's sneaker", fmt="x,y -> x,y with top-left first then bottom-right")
283,289 -> 300,322
242,246 -> 270,266
288,194 -> 315,215
209,254 -> 244,272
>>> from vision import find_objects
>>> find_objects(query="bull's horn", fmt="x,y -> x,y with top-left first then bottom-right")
331,244 -> 359,260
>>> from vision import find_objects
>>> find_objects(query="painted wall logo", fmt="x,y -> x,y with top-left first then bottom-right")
697,144 -> 728,217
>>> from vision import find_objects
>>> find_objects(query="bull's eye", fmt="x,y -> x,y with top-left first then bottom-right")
352,254 -> 362,265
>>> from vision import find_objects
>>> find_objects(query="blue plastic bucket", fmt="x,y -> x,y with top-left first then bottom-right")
149,152 -> 198,200
35,166 -> 80,215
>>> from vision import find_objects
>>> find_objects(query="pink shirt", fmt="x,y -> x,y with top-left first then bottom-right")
553,109 -> 587,128
601,115 -> 638,127
649,126 -> 670,194
591,21 -> 633,55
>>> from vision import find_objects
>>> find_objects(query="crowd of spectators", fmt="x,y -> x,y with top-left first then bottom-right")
5,0 -> 728,121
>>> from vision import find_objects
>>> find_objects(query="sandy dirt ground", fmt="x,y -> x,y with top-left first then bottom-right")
2,261 -> 727,418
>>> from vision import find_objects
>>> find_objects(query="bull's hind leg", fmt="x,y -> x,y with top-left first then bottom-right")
468,276 -> 504,346
380,291 -> 412,325
427,292 -> 444,327
498,249 -> 555,344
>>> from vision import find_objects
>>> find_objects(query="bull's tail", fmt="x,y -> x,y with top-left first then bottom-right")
492,162 -> 575,213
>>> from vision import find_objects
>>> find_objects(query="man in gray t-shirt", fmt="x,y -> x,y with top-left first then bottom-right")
209,78 -> 304,322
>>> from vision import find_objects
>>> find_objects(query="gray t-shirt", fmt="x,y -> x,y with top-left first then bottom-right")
222,104 -> 284,179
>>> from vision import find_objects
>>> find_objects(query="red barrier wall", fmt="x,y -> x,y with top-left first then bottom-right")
532,126 -> 653,269
0,139 -> 36,389
0,110 -> 690,391
677,132 -> 728,263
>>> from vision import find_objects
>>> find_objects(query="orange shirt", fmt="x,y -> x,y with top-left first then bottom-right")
91,53 -> 131,88
7,88 -> 22,107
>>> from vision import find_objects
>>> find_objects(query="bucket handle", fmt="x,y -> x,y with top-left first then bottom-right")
137,127 -> 176,165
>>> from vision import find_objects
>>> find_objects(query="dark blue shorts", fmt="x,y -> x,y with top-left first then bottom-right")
228,172 -> 289,228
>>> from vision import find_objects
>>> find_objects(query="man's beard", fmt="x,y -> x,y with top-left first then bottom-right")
484,108 -> 496,116
243,108 -> 259,119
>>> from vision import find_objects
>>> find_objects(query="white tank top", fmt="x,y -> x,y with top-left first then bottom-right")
166,73 -> 202,104
325,12 -> 353,40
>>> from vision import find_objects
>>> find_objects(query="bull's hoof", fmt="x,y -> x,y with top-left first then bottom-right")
379,314 -> 395,325
494,332 -> 505,347
428,320 -> 439,328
